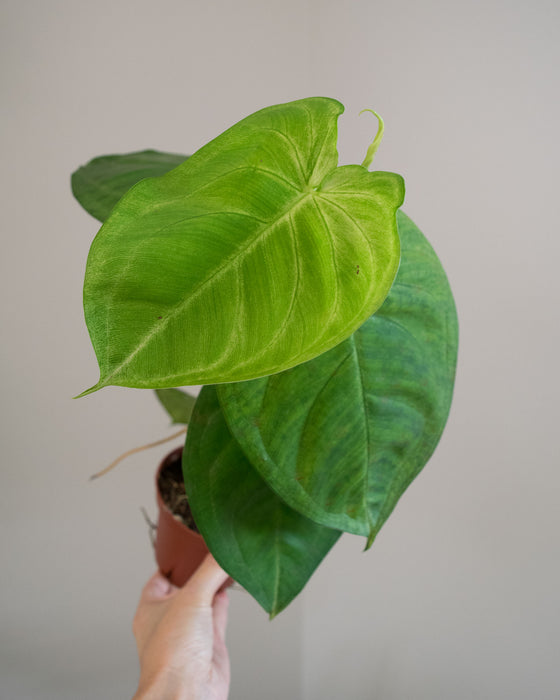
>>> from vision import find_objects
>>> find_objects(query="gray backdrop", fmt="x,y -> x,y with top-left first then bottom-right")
2,0 -> 559,698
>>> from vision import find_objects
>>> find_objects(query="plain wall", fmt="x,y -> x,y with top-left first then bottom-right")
2,0 -> 559,698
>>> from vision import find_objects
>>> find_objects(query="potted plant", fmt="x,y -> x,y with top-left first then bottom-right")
72,97 -> 458,618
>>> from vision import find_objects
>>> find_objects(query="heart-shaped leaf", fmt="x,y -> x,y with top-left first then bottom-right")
72,150 -> 188,223
218,211 -> 458,544
183,384 -> 341,617
80,97 -> 404,394
155,388 -> 197,424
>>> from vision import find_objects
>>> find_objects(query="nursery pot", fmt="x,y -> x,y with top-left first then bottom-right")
154,446 -> 209,587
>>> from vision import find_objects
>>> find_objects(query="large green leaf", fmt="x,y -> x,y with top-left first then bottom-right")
182,385 -> 341,617
218,211 -> 458,544
155,388 -> 197,424
72,150 -> 188,223
80,97 -> 404,394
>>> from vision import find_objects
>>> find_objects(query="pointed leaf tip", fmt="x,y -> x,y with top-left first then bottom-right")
73,382 -> 103,399
365,529 -> 377,551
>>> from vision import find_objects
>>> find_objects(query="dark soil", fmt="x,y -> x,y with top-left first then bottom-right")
158,451 -> 200,533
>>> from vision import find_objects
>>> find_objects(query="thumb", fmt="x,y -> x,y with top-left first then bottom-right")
180,553 -> 230,607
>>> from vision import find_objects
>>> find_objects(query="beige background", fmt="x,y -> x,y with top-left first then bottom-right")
2,0 -> 559,698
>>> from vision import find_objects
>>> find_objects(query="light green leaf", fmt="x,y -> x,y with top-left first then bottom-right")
218,211 -> 458,544
183,385 -> 341,617
81,97 -> 404,394
72,150 -> 188,223
155,388 -> 197,424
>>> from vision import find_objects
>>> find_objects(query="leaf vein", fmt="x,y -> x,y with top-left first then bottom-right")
311,197 -> 340,334
252,126 -> 307,184
101,194 -> 311,385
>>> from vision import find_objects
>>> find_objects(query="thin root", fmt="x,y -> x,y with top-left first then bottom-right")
141,507 -> 157,548
89,427 -> 187,481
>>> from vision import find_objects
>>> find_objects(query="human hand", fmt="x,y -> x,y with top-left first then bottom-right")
132,554 -> 231,700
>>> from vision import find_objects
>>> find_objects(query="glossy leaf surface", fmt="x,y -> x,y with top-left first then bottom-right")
72,150 -> 187,222
81,97 -> 404,394
219,211 -> 458,543
155,388 -> 197,424
183,385 -> 341,617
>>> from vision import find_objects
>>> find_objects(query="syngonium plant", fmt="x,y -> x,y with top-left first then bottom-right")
73,97 -> 458,617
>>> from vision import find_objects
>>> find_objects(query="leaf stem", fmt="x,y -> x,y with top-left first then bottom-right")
360,109 -> 385,170
89,427 -> 187,481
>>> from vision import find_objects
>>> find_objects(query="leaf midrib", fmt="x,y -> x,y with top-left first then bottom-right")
350,332 -> 375,538
99,190 -> 312,386
271,506 -> 282,616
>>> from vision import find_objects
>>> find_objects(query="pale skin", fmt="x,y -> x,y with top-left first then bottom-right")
132,554 -> 231,700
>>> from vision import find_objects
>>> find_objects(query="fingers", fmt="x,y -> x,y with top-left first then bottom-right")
181,553 -> 231,607
140,571 -> 178,602
212,590 -> 230,680
213,590 -> 229,643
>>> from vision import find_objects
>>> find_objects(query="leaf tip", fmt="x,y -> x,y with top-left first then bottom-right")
364,529 -> 377,551
73,382 -> 103,399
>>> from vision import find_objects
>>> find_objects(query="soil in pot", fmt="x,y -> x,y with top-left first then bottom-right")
157,451 -> 199,533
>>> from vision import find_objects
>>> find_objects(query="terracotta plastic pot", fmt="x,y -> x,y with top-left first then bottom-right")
154,446 -> 209,587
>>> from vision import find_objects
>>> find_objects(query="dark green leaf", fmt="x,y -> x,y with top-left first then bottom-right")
218,211 -> 458,544
155,388 -> 197,424
71,150 -> 188,223
183,385 -> 341,617
80,97 -> 404,394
